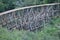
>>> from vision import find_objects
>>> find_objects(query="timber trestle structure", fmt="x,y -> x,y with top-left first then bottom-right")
0,3 -> 60,31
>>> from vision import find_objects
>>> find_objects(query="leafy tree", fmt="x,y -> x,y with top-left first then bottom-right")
43,0 -> 59,4
0,0 -> 16,12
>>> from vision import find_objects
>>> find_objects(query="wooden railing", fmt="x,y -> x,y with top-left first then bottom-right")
0,3 -> 60,31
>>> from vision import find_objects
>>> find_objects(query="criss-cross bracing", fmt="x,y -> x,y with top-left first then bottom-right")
0,3 -> 60,31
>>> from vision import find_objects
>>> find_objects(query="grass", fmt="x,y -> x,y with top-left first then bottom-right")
0,17 -> 60,40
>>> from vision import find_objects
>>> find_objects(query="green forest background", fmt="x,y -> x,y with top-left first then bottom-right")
0,0 -> 60,12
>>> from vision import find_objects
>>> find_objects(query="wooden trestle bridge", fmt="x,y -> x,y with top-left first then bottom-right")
0,3 -> 60,31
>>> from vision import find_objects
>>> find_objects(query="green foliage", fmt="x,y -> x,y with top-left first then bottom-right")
0,0 -> 59,12
43,0 -> 56,3
0,17 -> 60,40
0,2 -> 6,12
0,26 -> 60,40
0,0 -> 16,12
22,0 -> 43,6
16,0 -> 42,7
